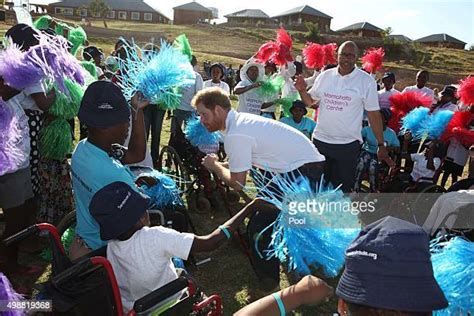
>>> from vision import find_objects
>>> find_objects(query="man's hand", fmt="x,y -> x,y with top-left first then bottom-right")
294,75 -> 307,92
131,91 -> 150,110
202,154 -> 219,171
378,146 -> 395,168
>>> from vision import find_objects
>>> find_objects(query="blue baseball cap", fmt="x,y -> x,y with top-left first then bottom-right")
336,216 -> 448,312
78,81 -> 130,128
90,182 -> 149,240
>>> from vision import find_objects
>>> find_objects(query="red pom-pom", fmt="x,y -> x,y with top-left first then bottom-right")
255,28 -> 293,66
303,43 -> 324,69
452,128 -> 474,147
323,43 -> 337,65
440,111 -> 474,146
361,47 -> 385,74
388,91 -> 432,133
457,77 -> 474,106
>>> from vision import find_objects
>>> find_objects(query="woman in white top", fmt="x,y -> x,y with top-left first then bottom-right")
203,63 -> 230,94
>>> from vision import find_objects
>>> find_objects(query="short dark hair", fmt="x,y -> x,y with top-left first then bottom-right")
347,302 -> 431,316
192,87 -> 231,110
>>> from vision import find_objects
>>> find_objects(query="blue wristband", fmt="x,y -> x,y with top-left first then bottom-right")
219,225 -> 231,239
272,293 -> 286,316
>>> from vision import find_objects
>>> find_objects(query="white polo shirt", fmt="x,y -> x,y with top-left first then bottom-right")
378,88 -> 400,109
222,110 -> 325,173
308,67 -> 380,144
402,85 -> 435,104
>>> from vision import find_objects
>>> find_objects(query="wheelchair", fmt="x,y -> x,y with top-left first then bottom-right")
3,223 -> 223,315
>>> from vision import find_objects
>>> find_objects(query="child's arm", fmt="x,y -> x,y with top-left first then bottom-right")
234,275 -> 333,316
234,81 -> 262,95
190,198 -> 277,253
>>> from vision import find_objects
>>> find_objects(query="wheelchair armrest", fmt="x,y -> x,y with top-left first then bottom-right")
52,256 -> 94,286
132,276 -> 195,313
3,224 -> 40,246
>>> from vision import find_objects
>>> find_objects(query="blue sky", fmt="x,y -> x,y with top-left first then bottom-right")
29,0 -> 474,48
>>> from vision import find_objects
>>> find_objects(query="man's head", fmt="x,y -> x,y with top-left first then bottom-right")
336,216 -> 448,315
5,23 -> 40,52
290,100 -> 307,123
382,72 -> 396,90
338,41 -> 358,75
78,81 -> 131,145
83,46 -> 104,67
439,85 -> 456,104
416,70 -> 429,88
90,182 -> 150,241
192,87 -> 231,132
209,63 -> 225,81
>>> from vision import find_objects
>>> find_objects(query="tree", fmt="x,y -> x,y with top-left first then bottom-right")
381,26 -> 393,44
304,21 -> 320,42
88,0 -> 110,28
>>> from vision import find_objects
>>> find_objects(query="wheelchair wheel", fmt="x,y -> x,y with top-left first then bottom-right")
158,145 -> 191,194
57,210 -> 77,236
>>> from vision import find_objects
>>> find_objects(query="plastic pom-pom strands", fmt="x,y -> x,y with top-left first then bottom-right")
255,28 -> 294,66
457,77 -> 474,106
138,170 -> 183,209
361,47 -> 385,74
302,43 -> 337,69
184,115 -> 221,147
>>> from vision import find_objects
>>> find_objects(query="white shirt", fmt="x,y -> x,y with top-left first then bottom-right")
177,72 -> 203,112
235,79 -> 268,115
223,110 -> 325,173
203,80 -> 230,94
20,82 -> 46,112
309,67 -> 380,144
410,153 -> 441,182
107,226 -> 194,314
0,94 -> 31,176
431,101 -> 458,114
402,85 -> 435,104
446,138 -> 469,166
378,88 -> 400,109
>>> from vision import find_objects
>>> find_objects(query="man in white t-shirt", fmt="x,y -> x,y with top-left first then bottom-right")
402,70 -> 435,104
295,41 -> 393,192
203,63 -> 230,94
378,72 -> 400,109
234,58 -> 274,115
430,85 -> 459,113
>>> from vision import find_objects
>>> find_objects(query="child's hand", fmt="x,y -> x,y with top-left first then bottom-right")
202,154 -> 219,170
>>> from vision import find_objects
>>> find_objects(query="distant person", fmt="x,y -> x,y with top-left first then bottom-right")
83,46 -> 105,79
279,100 -> 316,139
402,70 -> 435,104
236,64 -> 243,85
378,72 -> 400,109
430,85 -> 458,113
203,63 -> 230,94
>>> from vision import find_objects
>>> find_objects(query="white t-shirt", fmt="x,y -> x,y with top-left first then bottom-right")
447,138 -> 469,166
410,153 -> 441,182
203,80 -> 230,94
235,79 -> 268,115
177,72 -> 203,112
402,85 -> 435,104
431,102 -> 458,114
378,88 -> 400,109
107,226 -> 194,314
124,115 -> 153,168
0,94 -> 31,176
20,82 -> 46,112
308,67 -> 380,144
223,110 -> 325,173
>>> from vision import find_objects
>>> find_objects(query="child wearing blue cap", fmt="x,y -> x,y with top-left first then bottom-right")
279,100 -> 316,139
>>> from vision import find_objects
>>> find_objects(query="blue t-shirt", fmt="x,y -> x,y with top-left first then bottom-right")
361,126 -> 400,154
71,140 -> 138,250
279,116 -> 316,139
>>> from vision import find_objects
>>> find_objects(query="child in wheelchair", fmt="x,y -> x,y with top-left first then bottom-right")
90,181 -> 264,314
354,108 -> 400,192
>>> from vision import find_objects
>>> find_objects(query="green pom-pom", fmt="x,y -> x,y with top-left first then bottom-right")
40,226 -> 76,261
68,26 -> 87,56
33,15 -> 52,30
54,22 -> 69,37
48,79 -> 84,120
275,93 -> 300,117
258,76 -> 284,98
81,60 -> 98,79
173,34 -> 193,62
40,119 -> 73,160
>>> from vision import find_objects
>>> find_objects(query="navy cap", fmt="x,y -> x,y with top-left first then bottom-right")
382,72 -> 396,82
290,100 -> 308,115
78,81 -> 130,128
336,216 -> 448,312
90,182 -> 149,241
83,46 -> 103,60
440,85 -> 456,98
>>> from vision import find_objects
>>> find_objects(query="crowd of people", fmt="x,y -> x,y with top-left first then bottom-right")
0,19 -> 473,315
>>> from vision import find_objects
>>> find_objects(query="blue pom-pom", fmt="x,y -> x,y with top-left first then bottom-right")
184,115 -> 221,147
117,39 -> 195,109
431,237 -> 474,315
401,107 -> 429,136
251,171 -> 361,277
138,170 -> 183,209
422,110 -> 454,140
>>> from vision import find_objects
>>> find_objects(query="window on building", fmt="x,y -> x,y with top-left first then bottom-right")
118,11 -> 127,20
107,10 -> 115,19
55,7 -> 73,15
144,13 -> 153,21
92,11 -> 101,18
79,8 -> 87,17
131,12 -> 140,20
